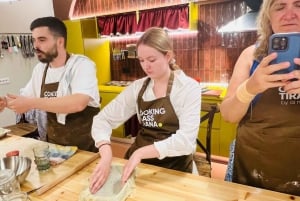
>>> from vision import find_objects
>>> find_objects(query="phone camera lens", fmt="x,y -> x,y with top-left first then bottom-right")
280,37 -> 287,50
272,37 -> 280,50
272,37 -> 288,50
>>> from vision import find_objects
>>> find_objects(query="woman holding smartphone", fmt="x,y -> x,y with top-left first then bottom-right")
220,0 -> 300,196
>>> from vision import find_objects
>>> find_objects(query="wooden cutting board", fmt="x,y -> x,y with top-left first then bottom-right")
0,134 -> 99,195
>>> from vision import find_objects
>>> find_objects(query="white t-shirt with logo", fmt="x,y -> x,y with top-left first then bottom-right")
21,54 -> 100,108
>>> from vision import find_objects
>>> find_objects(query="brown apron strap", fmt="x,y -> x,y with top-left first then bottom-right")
137,71 -> 174,102
40,63 -> 49,97
137,77 -> 151,103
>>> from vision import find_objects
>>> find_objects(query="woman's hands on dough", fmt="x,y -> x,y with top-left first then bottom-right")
121,151 -> 142,185
89,145 -> 112,194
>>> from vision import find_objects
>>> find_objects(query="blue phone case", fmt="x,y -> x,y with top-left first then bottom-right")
268,32 -> 300,74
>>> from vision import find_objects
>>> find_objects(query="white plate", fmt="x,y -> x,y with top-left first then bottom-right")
0,128 -> 10,138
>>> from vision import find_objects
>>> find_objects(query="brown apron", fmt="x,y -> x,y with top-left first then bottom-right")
40,63 -> 99,152
125,72 -> 193,173
233,87 -> 300,196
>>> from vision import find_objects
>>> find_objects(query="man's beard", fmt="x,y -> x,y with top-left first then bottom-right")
35,47 -> 58,63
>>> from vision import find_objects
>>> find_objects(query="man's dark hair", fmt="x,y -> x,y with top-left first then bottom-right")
30,16 -> 67,47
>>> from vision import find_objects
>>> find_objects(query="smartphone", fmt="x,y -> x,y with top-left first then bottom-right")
268,32 -> 300,74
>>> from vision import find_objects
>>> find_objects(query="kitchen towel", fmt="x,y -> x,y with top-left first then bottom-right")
49,144 -> 78,165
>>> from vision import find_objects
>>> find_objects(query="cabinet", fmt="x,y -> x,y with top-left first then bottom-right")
63,18 -> 98,54
64,20 -> 85,54
198,95 -> 237,157
64,19 -> 111,86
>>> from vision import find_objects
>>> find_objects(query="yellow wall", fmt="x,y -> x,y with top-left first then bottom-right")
64,20 -> 85,54
64,19 -> 111,85
80,18 -> 99,38
84,39 -> 111,85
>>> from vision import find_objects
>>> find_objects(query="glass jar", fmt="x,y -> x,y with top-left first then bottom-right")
6,192 -> 29,201
0,169 -> 21,197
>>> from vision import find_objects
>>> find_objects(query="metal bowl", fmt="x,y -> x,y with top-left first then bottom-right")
0,156 -> 31,184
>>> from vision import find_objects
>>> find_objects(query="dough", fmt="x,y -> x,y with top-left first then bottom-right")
79,165 -> 135,201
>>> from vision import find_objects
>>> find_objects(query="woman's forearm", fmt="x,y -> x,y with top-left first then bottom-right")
220,95 -> 251,123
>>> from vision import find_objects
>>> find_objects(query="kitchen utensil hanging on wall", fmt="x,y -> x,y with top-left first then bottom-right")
0,34 -> 33,58
29,35 -> 34,57
11,35 -> 18,53
24,35 -> 30,58
0,36 -> 6,58
19,35 -> 24,57
16,36 -> 21,49
0,48 -> 3,59
7,36 -> 12,53
20,35 -> 27,58
1,36 -> 8,50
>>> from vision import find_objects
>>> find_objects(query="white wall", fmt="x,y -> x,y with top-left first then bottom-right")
0,52 -> 38,127
0,0 -> 54,33
0,0 -> 54,127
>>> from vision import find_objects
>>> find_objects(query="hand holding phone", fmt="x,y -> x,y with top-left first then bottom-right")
268,32 -> 300,74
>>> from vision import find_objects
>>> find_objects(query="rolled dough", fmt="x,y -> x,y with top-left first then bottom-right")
79,164 -> 135,201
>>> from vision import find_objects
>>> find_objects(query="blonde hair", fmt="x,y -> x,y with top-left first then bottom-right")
254,0 -> 275,60
136,27 -> 180,70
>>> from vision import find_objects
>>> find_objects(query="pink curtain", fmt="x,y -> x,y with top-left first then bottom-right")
98,15 -> 116,35
116,13 -> 137,34
97,12 -> 137,36
97,4 -> 188,35
137,4 -> 189,31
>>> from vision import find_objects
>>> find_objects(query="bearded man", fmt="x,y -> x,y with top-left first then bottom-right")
6,17 -> 100,152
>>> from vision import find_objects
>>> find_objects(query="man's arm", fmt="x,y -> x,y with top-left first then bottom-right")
0,96 -> 7,112
6,93 -> 90,114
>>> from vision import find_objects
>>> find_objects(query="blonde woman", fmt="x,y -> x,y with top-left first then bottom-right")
89,27 -> 201,193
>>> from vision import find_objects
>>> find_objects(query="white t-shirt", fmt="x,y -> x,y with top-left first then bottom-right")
21,54 -> 100,107
92,70 -> 201,159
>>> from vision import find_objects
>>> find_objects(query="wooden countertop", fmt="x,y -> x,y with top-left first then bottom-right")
29,157 -> 300,201
0,134 -> 99,195
2,133 -> 297,200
